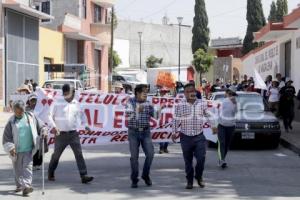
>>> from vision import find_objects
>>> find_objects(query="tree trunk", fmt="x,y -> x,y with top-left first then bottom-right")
199,71 -> 202,86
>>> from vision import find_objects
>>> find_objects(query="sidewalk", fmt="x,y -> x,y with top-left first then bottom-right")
280,120 -> 300,155
0,112 -> 13,155
0,112 -> 12,127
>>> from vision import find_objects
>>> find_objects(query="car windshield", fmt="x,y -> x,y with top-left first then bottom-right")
214,94 -> 265,112
43,81 -> 75,89
123,76 -> 138,82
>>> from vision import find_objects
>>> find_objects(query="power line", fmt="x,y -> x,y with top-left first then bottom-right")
211,6 -> 245,18
142,0 -> 178,20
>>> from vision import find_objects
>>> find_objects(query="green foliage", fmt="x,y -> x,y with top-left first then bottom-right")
192,0 -> 210,53
192,49 -> 214,83
242,0 -> 266,55
268,1 -> 277,22
146,55 -> 163,68
109,49 -> 122,69
276,0 -> 288,22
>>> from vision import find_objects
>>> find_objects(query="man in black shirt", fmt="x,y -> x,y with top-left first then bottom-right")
279,78 -> 296,132
210,79 -> 221,93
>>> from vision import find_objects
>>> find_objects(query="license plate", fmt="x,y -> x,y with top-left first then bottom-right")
241,132 -> 255,140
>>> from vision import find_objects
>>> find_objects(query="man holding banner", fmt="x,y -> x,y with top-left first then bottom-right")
126,84 -> 155,188
47,84 -> 94,184
172,83 -> 217,190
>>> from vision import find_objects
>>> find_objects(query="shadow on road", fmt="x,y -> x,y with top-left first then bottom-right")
0,144 -> 300,199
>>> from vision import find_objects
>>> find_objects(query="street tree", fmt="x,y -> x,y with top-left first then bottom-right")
146,55 -> 163,68
276,0 -> 288,22
109,49 -> 122,69
192,0 -> 210,53
192,49 -> 214,85
242,0 -> 266,55
268,1 -> 277,22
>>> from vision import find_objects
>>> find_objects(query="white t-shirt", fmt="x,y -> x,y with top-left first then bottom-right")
278,81 -> 285,90
268,87 -> 279,102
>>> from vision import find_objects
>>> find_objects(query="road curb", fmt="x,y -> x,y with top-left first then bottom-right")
280,138 -> 300,155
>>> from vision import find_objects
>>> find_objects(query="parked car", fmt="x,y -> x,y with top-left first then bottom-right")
112,74 -> 145,94
210,91 -> 281,149
42,79 -> 85,91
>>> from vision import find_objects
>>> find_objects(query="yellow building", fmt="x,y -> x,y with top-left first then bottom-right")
39,27 -> 64,86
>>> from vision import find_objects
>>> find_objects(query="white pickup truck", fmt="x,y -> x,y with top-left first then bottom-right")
42,79 -> 86,91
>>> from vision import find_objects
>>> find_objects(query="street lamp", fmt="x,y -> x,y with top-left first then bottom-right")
138,32 -> 143,69
177,17 -> 183,81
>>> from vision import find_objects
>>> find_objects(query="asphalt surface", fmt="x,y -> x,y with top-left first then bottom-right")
0,141 -> 300,200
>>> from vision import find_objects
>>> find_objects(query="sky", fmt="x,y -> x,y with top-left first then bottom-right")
115,0 -> 299,39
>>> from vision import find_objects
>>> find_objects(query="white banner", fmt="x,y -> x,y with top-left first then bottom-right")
19,88 -> 218,146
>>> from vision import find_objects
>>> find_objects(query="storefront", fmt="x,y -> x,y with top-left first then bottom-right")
242,6 -> 300,91
1,1 -> 53,105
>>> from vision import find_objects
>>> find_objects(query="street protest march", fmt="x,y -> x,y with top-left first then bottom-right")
11,88 -> 218,146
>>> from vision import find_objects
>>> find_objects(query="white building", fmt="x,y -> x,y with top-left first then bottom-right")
114,19 -> 193,69
242,5 -> 300,91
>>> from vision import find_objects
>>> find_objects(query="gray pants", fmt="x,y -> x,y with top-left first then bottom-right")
48,131 -> 87,177
180,133 -> 206,184
13,152 -> 33,189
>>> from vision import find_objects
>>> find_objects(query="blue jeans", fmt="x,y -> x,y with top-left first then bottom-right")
159,142 -> 169,150
128,129 -> 154,183
180,133 -> 206,184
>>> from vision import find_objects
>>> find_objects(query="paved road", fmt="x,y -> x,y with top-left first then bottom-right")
0,139 -> 300,200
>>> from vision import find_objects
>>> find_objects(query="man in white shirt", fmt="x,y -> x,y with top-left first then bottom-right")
276,73 -> 285,90
48,84 -> 93,184
217,87 -> 238,169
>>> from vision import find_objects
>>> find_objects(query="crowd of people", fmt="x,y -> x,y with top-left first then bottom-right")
205,73 -> 298,133
2,73 -> 300,196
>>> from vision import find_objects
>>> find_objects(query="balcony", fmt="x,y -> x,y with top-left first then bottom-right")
3,0 -> 54,20
92,0 -> 116,8
90,23 -> 111,45
63,13 -> 82,31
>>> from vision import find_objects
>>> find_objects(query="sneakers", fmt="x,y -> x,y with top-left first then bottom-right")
185,182 -> 193,189
219,160 -> 228,169
159,149 -> 169,154
196,178 -> 205,188
131,181 -> 138,188
15,187 -> 22,193
22,187 -> 33,197
141,176 -> 152,186
81,176 -> 94,184
48,173 -> 55,181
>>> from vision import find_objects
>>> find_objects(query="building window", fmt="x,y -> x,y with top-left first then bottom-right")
82,0 -> 87,19
35,0 -> 51,23
94,5 -> 102,23
41,1 -> 51,22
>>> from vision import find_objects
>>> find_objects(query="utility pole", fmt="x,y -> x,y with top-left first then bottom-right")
138,32 -> 142,69
177,17 -> 183,82
109,6 -> 114,92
